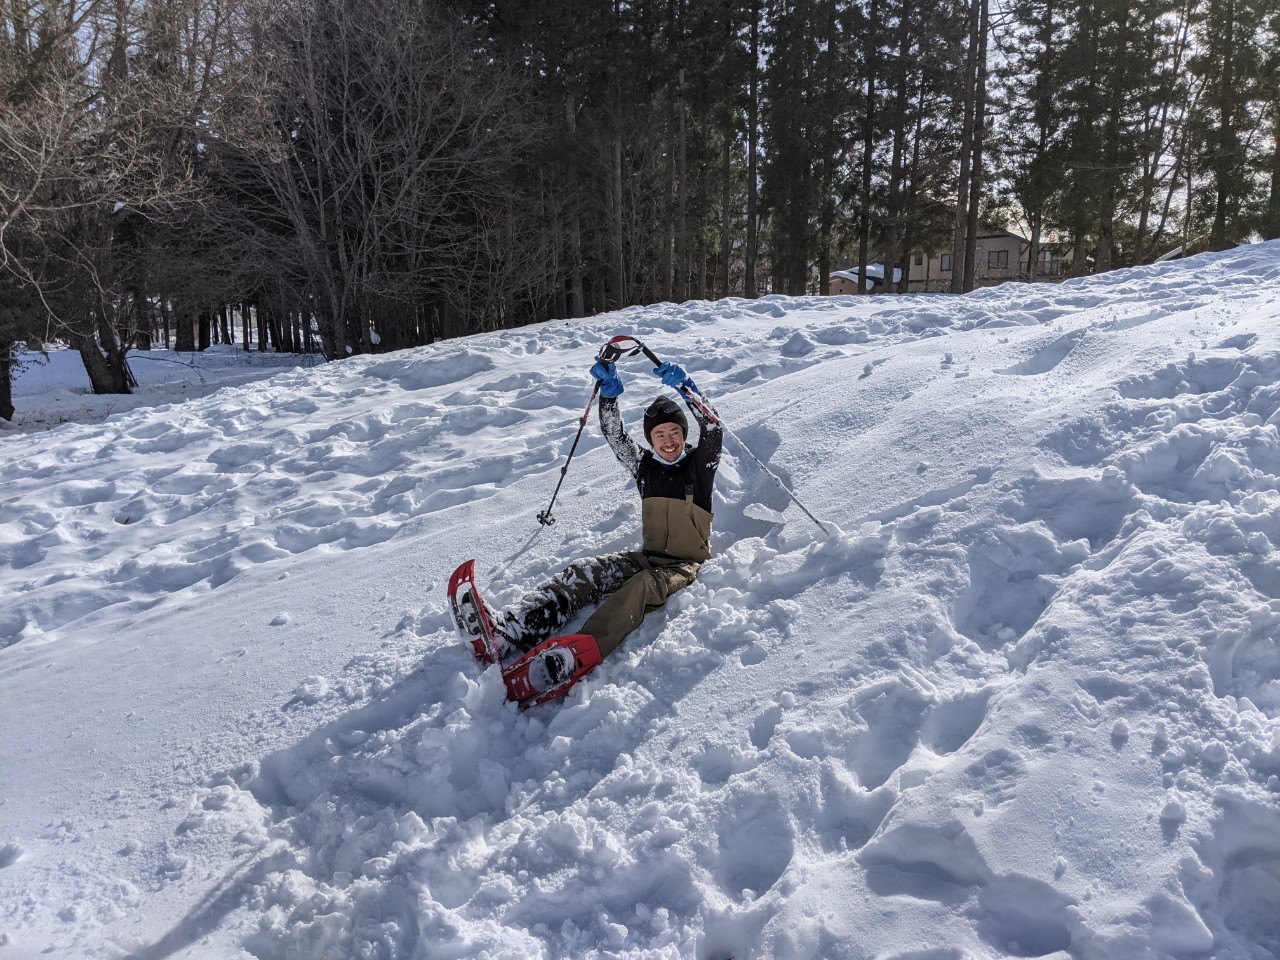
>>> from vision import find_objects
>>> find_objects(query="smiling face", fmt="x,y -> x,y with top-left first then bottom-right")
650,422 -> 686,463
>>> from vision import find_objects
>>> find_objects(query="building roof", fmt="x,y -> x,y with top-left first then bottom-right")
831,265 -> 903,285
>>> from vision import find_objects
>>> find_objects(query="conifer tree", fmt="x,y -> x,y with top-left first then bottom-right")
1188,0 -> 1271,249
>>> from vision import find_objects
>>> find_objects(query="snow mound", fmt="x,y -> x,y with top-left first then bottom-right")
2,242 -> 1280,959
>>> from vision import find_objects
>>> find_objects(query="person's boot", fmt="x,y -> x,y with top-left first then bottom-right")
528,647 -> 576,693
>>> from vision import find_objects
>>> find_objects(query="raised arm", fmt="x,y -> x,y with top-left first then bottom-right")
599,396 -> 644,478
590,357 -> 644,478
686,393 -> 722,470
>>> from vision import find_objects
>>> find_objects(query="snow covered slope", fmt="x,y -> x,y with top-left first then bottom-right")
2,243 -> 1280,959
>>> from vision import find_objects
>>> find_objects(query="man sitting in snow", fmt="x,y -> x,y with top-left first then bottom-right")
486,358 -> 722,690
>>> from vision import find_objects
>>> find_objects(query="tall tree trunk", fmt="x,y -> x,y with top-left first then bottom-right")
0,340 -> 14,422
71,330 -> 112,391
266,308 -> 282,353
133,287 -> 152,350
818,0 -> 838,296
745,0 -> 760,298
592,247 -> 607,314
1026,0 -> 1056,276
1028,211 -> 1043,278
720,133 -> 732,298
1210,0 -> 1237,250
1267,122 -> 1280,240
900,89 -> 926,292
1098,5 -> 1133,272
610,126 -> 625,308
859,0 -> 880,295
568,215 -> 586,318
963,0 -> 988,292
695,159 -> 709,299
677,67 -> 689,302
551,199 -> 567,320
175,301 -> 194,352
277,291 -> 294,352
882,0 -> 912,295
565,95 -> 585,317
69,327 -> 132,395
663,91 -> 676,302
95,307 -> 134,392
950,0 -> 980,293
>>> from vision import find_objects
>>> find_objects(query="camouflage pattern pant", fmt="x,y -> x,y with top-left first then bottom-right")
499,552 -> 699,658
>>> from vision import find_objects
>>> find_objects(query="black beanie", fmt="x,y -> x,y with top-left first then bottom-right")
643,395 -> 688,445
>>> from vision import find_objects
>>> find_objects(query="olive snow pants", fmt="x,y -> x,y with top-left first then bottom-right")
502,551 -> 699,658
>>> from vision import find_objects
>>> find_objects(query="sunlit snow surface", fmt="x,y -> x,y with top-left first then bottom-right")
3,244 -> 1280,959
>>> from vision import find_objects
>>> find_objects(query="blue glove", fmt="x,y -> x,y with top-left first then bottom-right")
590,357 -> 624,398
654,361 -> 693,391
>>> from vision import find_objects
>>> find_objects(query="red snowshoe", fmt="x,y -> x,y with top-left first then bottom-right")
447,559 -> 504,664
502,633 -> 603,708
447,560 -> 603,707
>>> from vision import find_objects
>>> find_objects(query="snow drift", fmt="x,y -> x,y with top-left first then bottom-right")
2,243 -> 1280,959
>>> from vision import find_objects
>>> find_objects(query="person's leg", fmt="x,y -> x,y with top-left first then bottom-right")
497,552 -> 644,650
581,562 -> 699,658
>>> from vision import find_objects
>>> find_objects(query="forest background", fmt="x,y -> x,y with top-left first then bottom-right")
1,0 -> 1278,421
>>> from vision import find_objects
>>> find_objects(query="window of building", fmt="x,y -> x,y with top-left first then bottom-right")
914,254 -> 924,267
940,254 -> 952,272
987,249 -> 1009,270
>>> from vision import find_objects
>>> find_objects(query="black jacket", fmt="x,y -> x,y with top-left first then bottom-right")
599,395 -> 721,511
600,394 -> 722,562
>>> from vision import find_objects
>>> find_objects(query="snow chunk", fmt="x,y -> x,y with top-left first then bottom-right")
1160,798 -> 1186,824
0,842 -> 26,868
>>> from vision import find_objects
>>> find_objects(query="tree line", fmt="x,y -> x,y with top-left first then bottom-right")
2,0 -> 1277,420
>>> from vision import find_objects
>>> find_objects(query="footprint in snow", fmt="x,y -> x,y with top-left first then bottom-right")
715,791 -> 794,900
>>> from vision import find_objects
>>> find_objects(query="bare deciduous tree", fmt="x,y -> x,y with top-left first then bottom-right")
1,0 -> 206,398
211,0 -> 544,359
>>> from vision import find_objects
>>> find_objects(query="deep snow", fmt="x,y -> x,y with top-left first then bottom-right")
2,243 -> 1280,959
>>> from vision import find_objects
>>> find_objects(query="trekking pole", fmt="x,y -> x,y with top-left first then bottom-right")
536,336 -> 636,527
537,380 -> 601,527
630,336 -> 838,539
685,383 -> 836,538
